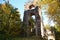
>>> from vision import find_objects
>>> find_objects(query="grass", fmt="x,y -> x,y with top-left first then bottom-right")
0,33 -> 47,40
0,34 -> 42,40
11,36 -> 42,40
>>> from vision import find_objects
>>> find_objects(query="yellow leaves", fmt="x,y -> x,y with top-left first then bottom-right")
38,0 -> 54,5
42,0 -> 52,4
44,24 -> 51,30
0,14 -> 3,17
55,24 -> 60,32
1,4 -> 10,14
48,1 -> 58,15
38,0 -> 60,25
37,0 -> 58,13
2,4 -> 6,8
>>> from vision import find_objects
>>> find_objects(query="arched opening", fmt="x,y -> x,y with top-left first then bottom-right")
32,15 -> 35,19
29,15 -> 36,36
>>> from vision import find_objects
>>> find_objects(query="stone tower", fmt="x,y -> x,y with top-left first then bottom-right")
23,0 -> 41,37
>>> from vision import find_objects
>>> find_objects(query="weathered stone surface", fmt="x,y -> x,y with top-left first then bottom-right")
23,5 -> 41,37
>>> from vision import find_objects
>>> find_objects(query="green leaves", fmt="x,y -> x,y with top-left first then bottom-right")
0,2 -> 21,36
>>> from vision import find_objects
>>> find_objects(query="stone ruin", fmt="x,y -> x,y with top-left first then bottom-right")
23,4 -> 41,37
23,0 -> 45,38
23,0 -> 55,40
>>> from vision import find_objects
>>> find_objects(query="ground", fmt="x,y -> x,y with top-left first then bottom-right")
0,34 -> 46,40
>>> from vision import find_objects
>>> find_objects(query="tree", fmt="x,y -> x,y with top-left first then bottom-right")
37,0 -> 60,39
0,2 -> 21,36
